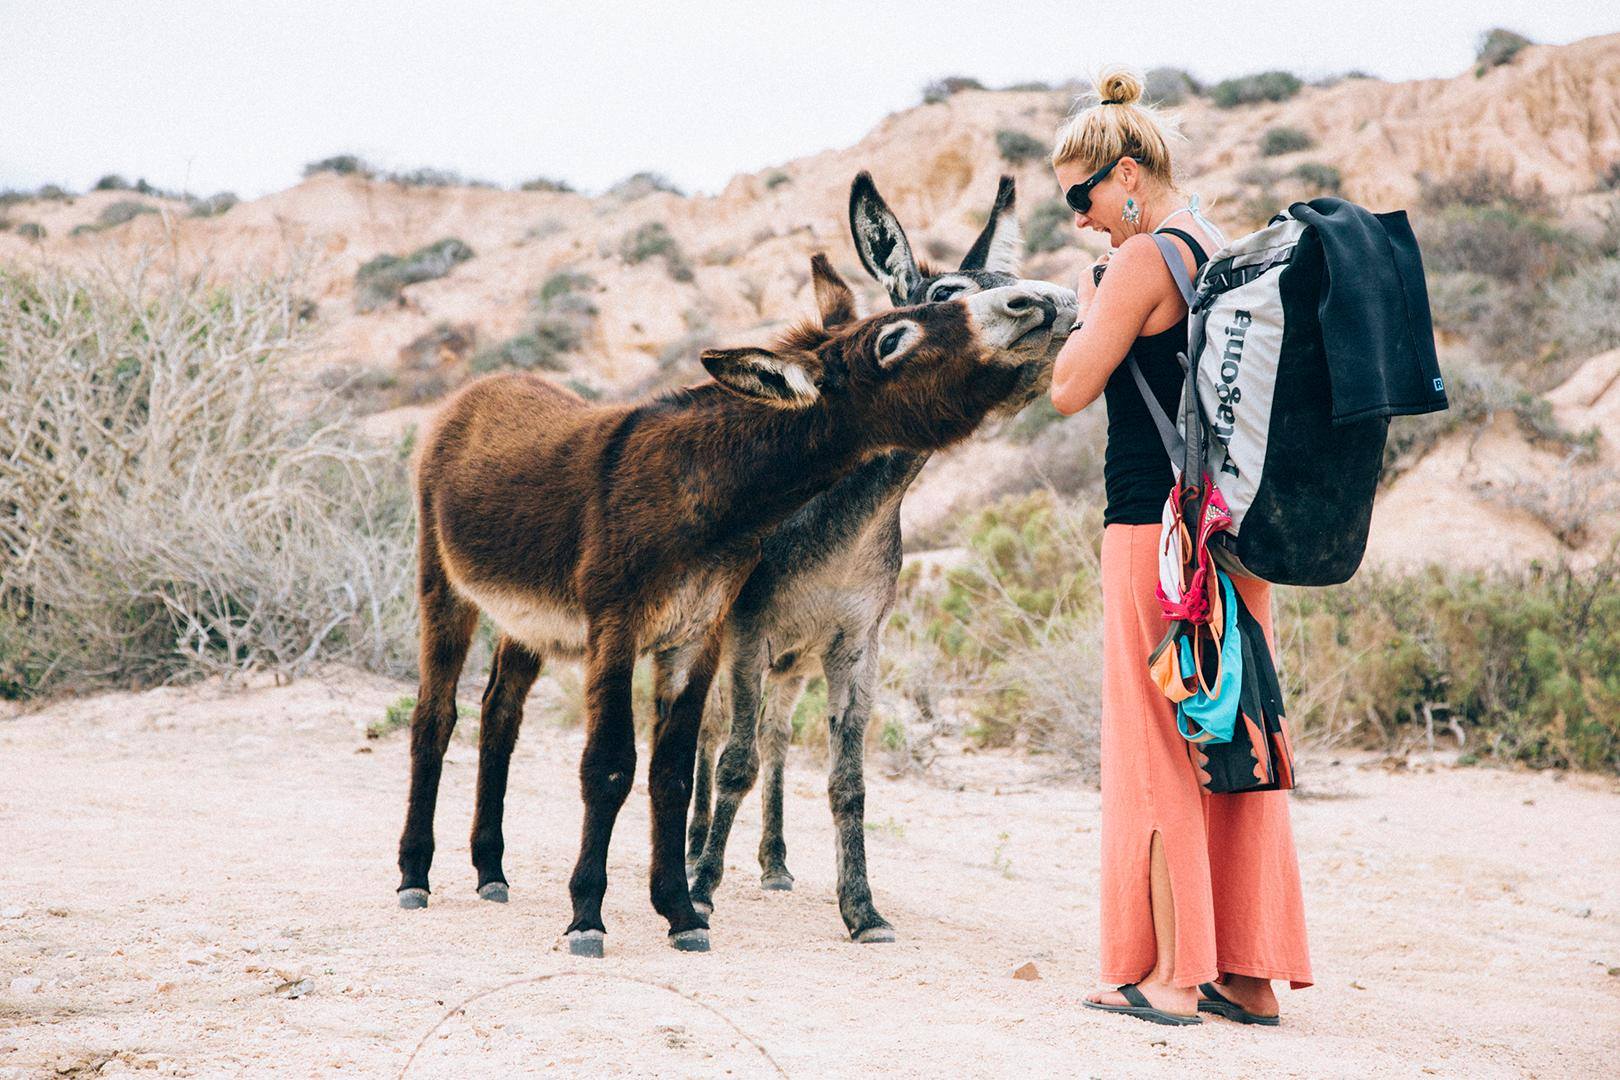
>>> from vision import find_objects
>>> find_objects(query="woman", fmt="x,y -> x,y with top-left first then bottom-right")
1048,68 -> 1312,1026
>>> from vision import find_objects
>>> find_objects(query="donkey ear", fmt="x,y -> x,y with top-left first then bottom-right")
701,347 -> 820,408
959,175 -> 1021,274
849,171 -> 920,305
809,252 -> 858,329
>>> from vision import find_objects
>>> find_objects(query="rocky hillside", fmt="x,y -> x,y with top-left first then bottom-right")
4,31 -> 1619,568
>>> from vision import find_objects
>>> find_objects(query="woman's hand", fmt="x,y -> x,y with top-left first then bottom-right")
1076,251 -> 1111,318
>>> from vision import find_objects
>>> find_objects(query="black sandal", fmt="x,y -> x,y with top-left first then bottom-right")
1082,982 -> 1201,1026
1197,982 -> 1281,1026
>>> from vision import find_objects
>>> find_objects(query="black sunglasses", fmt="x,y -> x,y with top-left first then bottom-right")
1063,156 -> 1123,215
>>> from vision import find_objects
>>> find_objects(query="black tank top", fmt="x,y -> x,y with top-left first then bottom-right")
1101,228 -> 1208,526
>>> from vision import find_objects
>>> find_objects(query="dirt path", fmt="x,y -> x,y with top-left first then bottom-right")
2,670 -> 1617,1078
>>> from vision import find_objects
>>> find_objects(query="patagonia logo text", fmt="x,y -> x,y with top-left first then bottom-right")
1210,310 -> 1251,477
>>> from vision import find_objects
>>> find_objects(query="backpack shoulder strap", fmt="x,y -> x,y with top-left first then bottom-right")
1126,226 -> 1209,463
1156,226 -> 1210,267
1150,229 -> 1203,306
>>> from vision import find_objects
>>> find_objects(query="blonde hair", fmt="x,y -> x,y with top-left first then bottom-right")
1050,67 -> 1180,184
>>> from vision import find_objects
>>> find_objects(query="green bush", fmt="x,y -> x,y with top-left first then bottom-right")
93,174 -> 130,191
520,175 -> 574,193
98,200 -> 159,228
1291,162 -> 1342,192
1024,199 -> 1074,254
887,490 -> 1103,770
470,321 -> 579,374
995,129 -> 1047,164
1476,28 -> 1532,73
763,170 -> 792,190
1281,559 -> 1620,772
469,268 -> 597,376
618,221 -> 693,281
354,237 -> 475,312
15,222 -> 44,241
303,154 -> 375,179
1210,70 -> 1303,108
1143,67 -> 1200,106
1260,126 -> 1314,156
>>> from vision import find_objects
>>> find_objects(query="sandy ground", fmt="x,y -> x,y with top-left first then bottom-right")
1,670 -> 1617,1079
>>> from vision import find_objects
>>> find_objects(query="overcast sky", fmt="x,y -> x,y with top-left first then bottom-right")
3,2 -> 1613,199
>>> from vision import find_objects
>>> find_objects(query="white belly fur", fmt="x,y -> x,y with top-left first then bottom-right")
450,577 -> 590,655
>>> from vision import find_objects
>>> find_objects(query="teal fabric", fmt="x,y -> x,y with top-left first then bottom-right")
1176,571 -> 1243,744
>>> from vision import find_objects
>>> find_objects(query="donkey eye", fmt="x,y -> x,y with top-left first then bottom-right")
930,284 -> 961,301
878,328 -> 907,357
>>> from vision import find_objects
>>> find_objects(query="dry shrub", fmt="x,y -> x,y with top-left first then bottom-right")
885,490 -> 1104,781
0,261 -> 416,697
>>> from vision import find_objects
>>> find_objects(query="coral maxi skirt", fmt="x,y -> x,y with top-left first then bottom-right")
1099,523 -> 1313,989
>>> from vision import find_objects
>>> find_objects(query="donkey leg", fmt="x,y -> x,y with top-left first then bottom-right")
396,566 -> 479,908
824,632 -> 894,942
686,688 -> 722,869
469,636 -> 542,903
688,632 -> 767,914
564,620 -> 638,956
757,673 -> 806,890
648,631 -> 722,950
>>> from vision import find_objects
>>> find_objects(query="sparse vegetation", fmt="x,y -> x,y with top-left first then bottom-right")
1545,257 -> 1620,359
1143,67 -> 1200,106
1476,28 -> 1533,74
0,266 -> 415,698
995,129 -> 1047,164
890,485 -> 1620,774
354,237 -> 475,312
618,221 -> 694,282
520,176 -> 574,193
470,324 -> 579,374
1023,199 -> 1074,254
470,269 -> 597,376
1291,162 -> 1342,193
303,154 -> 375,179
1260,126 -> 1314,156
369,694 -> 479,739
1280,558 -> 1620,772
606,171 -> 684,200
1210,70 -> 1303,108
187,192 -> 238,217
763,170 -> 792,190
922,76 -> 986,104
887,491 -> 1103,775
14,222 -> 45,241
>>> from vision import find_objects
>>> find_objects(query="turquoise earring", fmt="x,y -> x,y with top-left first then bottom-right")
1122,197 -> 1141,225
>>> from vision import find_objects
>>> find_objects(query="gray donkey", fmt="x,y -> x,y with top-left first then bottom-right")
686,172 -> 1074,941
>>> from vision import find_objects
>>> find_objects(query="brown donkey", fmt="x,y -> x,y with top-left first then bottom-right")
396,255 -> 1067,956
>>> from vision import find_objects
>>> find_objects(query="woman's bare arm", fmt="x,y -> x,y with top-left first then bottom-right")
1050,234 -> 1177,416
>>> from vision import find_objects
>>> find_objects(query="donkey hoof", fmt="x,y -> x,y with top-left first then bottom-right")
760,872 -> 795,891
669,928 -> 710,953
397,888 -> 429,910
690,898 -> 713,917
477,882 -> 509,903
564,930 -> 605,958
853,924 -> 897,944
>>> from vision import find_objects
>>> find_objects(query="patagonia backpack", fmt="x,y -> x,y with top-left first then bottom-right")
1132,196 -> 1448,587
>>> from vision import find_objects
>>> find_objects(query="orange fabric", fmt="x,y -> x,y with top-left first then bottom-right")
1099,524 -> 1313,990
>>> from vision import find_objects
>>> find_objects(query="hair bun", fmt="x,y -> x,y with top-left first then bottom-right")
1095,67 -> 1144,108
